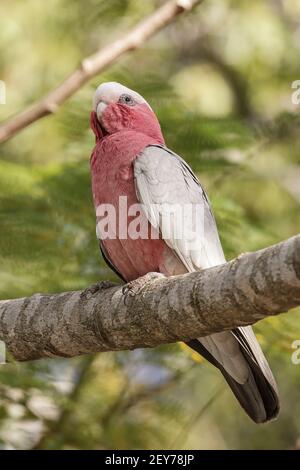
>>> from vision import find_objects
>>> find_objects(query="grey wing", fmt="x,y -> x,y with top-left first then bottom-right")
233,326 -> 279,394
134,145 -> 225,271
134,145 -> 279,423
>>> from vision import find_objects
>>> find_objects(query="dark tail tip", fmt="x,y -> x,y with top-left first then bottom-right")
221,365 -> 279,424
186,338 -> 279,424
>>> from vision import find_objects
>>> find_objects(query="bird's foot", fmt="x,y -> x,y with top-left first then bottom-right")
80,281 -> 116,300
122,272 -> 165,305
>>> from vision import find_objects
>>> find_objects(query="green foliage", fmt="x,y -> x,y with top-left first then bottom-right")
0,0 -> 300,450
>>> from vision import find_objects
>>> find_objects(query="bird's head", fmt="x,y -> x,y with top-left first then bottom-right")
90,82 -> 164,143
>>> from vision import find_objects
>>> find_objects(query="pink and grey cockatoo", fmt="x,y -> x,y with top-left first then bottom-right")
90,82 -> 279,423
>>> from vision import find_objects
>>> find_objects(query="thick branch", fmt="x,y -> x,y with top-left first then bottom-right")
0,0 -> 203,144
0,234 -> 299,362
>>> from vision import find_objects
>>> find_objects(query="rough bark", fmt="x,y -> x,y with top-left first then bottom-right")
0,234 -> 299,362
0,0 -> 203,144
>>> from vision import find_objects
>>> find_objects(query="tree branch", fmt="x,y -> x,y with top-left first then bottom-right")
0,234 -> 299,362
0,0 -> 203,144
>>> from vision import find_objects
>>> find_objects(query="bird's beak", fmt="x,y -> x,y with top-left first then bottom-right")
90,109 -> 110,140
96,101 -> 108,122
91,101 -> 109,140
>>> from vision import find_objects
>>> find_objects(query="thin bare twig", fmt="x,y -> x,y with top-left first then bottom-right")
0,0 -> 203,144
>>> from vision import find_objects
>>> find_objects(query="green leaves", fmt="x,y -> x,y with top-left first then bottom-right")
0,0 -> 300,451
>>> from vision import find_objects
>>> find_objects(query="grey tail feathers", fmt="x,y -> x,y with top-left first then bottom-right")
186,337 -> 279,424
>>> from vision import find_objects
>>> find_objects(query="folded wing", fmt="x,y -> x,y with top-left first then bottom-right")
134,144 -> 279,423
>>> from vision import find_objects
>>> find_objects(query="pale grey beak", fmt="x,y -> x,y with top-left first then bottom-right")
96,101 -> 108,122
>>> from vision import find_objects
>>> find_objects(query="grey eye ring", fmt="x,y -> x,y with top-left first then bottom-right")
118,94 -> 136,106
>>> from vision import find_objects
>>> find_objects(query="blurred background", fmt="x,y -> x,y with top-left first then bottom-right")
0,0 -> 300,450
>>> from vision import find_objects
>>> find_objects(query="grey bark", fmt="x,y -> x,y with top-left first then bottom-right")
0,234 -> 299,361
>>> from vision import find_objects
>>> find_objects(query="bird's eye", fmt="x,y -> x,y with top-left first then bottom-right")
119,94 -> 136,106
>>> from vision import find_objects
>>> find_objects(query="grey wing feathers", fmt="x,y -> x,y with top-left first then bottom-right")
187,335 -> 279,423
134,145 -> 225,271
233,326 -> 279,394
134,144 -> 279,423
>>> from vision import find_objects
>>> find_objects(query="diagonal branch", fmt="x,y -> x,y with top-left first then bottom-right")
0,0 -> 203,144
0,234 -> 299,362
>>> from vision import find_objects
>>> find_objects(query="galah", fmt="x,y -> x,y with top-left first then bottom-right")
90,82 -> 279,423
